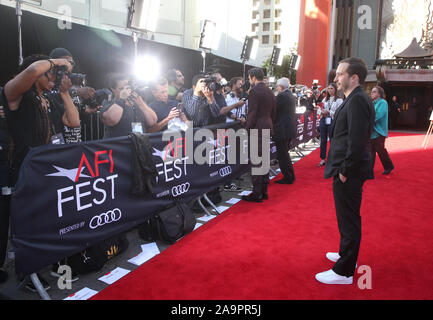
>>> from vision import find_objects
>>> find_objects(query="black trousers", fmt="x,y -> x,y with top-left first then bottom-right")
275,139 -> 295,182
251,173 -> 269,197
332,176 -> 366,277
371,136 -> 394,173
319,118 -> 332,160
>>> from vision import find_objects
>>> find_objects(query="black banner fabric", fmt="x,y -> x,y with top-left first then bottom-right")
10,113 -> 317,276
293,111 -> 320,146
10,123 -> 258,275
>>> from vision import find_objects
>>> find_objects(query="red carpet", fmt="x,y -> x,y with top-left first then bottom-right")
93,132 -> 433,300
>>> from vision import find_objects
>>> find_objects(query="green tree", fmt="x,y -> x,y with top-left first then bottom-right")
262,45 -> 298,84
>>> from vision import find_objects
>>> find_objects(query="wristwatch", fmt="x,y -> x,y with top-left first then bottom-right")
70,88 -> 78,97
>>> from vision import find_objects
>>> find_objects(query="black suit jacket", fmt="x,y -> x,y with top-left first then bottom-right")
324,86 -> 375,179
273,89 -> 297,141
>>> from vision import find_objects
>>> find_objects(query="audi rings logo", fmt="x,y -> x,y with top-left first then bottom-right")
219,166 -> 232,177
171,183 -> 191,197
89,209 -> 122,230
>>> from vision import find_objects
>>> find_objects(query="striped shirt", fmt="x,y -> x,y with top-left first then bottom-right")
182,89 -> 221,127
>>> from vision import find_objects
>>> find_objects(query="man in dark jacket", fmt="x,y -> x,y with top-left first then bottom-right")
242,68 -> 276,203
316,58 -> 375,285
274,78 -> 297,184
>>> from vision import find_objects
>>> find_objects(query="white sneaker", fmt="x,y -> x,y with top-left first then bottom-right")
326,252 -> 340,262
315,269 -> 353,285
326,252 -> 358,267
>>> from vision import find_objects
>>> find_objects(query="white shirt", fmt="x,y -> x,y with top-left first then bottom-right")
225,94 -> 247,123
323,96 -> 343,119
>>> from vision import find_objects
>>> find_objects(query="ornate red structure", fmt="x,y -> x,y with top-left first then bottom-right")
297,0 -> 332,88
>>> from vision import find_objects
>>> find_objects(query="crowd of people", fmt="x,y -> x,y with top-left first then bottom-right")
0,47 -> 274,292
0,47 -> 400,294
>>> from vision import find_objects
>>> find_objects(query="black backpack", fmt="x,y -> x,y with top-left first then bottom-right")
68,233 -> 129,274
138,202 -> 196,245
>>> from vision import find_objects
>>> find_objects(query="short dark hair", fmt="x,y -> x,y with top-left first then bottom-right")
192,73 -> 206,87
166,69 -> 178,83
248,68 -> 265,81
230,77 -> 243,88
373,86 -> 386,99
49,48 -> 72,59
340,57 -> 368,85
150,77 -> 168,91
107,73 -> 129,90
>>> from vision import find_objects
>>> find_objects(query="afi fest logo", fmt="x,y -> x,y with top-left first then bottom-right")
46,149 -> 120,234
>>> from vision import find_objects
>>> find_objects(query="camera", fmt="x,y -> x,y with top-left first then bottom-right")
82,89 -> 111,109
202,76 -> 218,91
53,65 -> 87,89
69,73 -> 86,87
131,85 -> 148,101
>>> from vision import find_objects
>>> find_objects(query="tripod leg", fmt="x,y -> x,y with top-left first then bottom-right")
422,122 -> 433,149
424,123 -> 433,150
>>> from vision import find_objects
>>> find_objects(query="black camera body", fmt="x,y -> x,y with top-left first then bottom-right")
53,65 -> 86,90
202,76 -> 218,91
83,89 -> 111,109
69,73 -> 86,87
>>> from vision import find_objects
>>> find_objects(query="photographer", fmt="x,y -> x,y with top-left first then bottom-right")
225,77 -> 247,125
167,69 -> 186,102
182,74 -> 222,127
210,72 -> 246,123
2,55 -> 79,183
101,74 -> 157,138
48,48 -> 100,142
220,76 -> 247,193
147,77 -> 188,132
300,89 -> 316,111
2,55 -> 79,292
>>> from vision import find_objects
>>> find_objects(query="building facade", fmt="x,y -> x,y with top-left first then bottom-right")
297,0 -> 433,129
250,0 -> 300,68
1,0 -> 299,68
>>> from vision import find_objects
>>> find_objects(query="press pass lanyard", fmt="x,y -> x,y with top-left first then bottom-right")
38,95 -> 65,145
131,105 -> 143,134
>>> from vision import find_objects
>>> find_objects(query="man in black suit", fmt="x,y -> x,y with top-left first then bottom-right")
242,68 -> 276,203
315,58 -> 375,285
274,78 -> 296,184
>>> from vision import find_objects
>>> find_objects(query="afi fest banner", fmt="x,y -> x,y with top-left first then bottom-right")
11,115 -> 317,276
